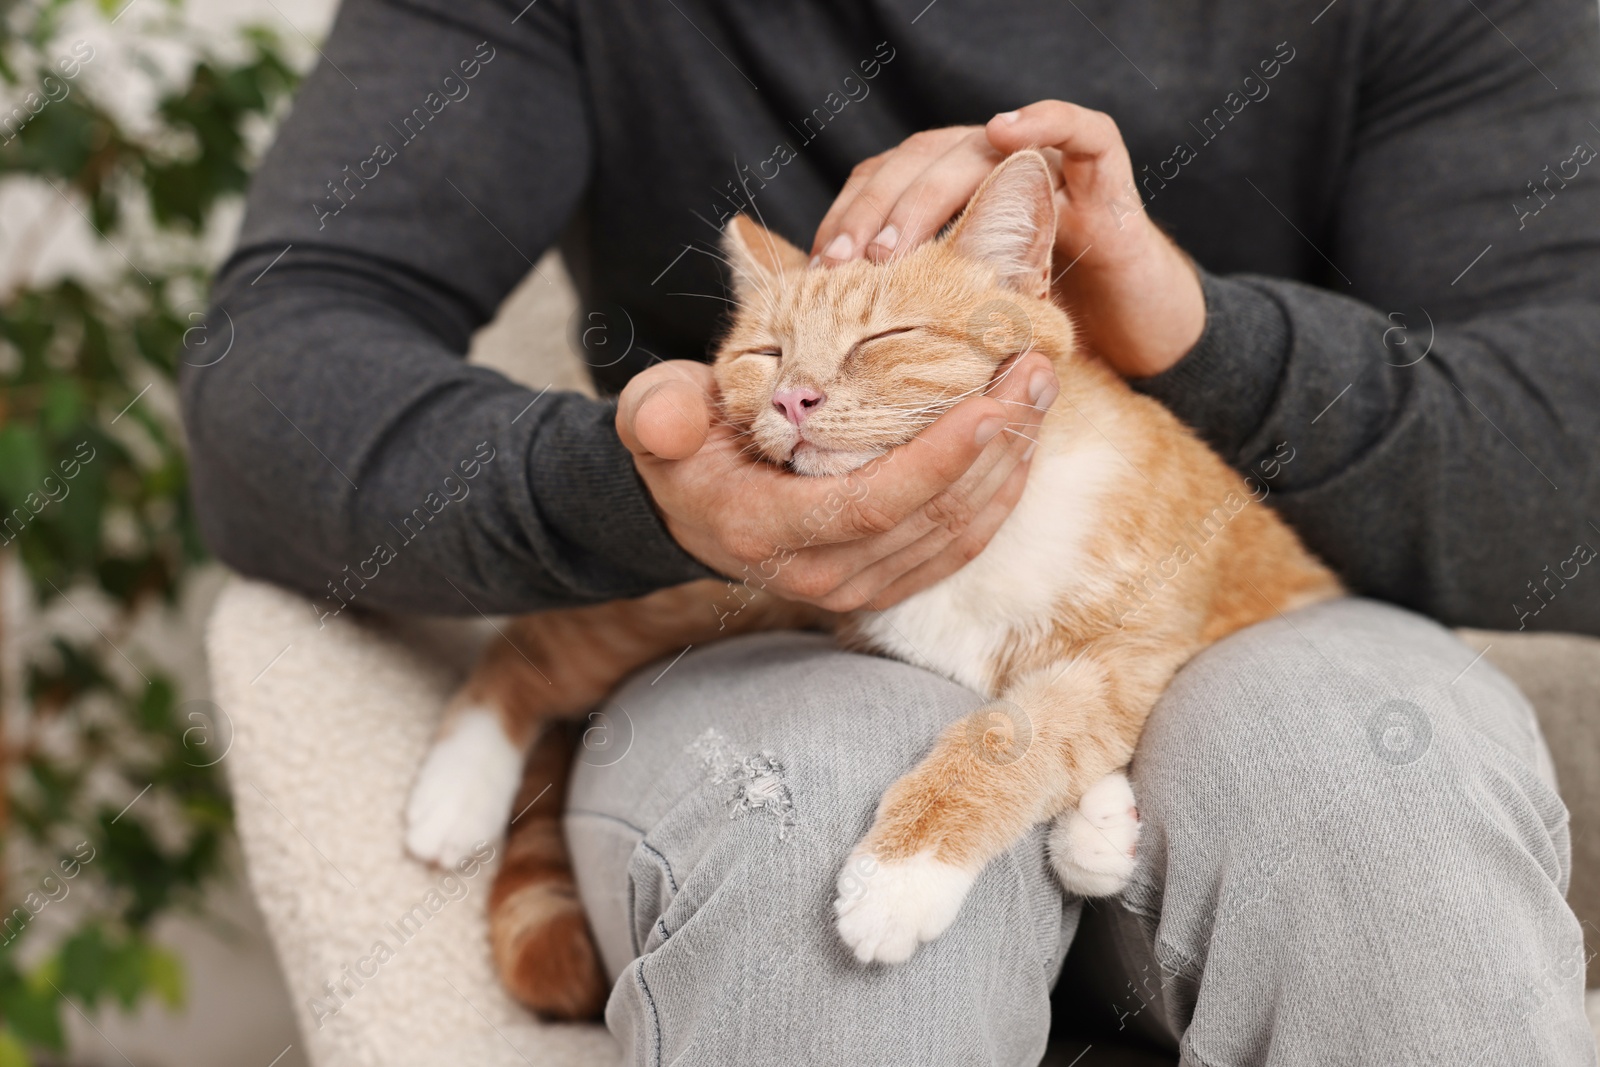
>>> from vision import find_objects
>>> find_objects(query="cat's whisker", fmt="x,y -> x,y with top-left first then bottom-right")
1002,427 -> 1041,446
868,397 -> 956,411
877,376 -> 996,414
690,243 -> 780,318
890,185 -> 937,265
739,187 -> 796,302
869,382 -> 980,411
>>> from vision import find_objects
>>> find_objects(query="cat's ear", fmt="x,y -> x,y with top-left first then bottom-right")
722,215 -> 809,302
945,150 -> 1056,298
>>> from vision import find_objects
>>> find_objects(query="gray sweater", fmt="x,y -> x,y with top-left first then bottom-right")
183,0 -> 1600,635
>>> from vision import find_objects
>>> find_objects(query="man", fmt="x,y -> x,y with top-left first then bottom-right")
182,0 -> 1600,1062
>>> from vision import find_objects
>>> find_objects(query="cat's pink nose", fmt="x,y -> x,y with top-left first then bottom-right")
772,386 -> 826,426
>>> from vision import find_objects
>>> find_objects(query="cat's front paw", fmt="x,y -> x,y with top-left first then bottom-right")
405,708 -> 524,867
1048,770 -> 1140,897
833,848 -> 976,965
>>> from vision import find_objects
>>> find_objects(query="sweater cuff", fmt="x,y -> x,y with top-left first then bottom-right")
528,395 -> 717,598
1128,270 -> 1291,459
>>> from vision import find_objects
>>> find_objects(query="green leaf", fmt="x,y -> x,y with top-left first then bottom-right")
0,1029 -> 32,1067
48,433 -> 106,562
136,677 -> 176,732
57,926 -> 110,1007
0,972 -> 63,1052
0,427 -> 46,509
142,945 -> 184,1010
104,939 -> 146,1010
97,814 -> 176,928
40,380 -> 85,435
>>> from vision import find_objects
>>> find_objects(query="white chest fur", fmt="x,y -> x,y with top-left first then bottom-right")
850,427 -> 1124,696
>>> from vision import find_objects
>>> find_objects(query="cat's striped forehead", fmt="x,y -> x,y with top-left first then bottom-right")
750,262 -> 933,359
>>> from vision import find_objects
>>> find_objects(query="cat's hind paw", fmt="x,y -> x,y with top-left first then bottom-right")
405,708 -> 523,867
1048,770 -> 1140,897
833,848 -> 975,965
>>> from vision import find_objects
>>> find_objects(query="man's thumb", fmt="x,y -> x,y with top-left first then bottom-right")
615,360 -> 714,460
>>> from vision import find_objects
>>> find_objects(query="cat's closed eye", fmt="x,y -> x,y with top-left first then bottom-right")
840,326 -> 925,366
847,326 -> 922,357
860,327 -> 922,343
735,349 -> 782,363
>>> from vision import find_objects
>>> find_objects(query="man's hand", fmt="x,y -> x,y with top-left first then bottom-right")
616,352 -> 1058,612
810,101 -> 1205,379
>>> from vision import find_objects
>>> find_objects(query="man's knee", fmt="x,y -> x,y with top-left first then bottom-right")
1117,601 -> 1590,1066
1129,598 -> 1568,895
570,632 -> 987,847
572,633 -> 1071,1065
568,632 -> 996,968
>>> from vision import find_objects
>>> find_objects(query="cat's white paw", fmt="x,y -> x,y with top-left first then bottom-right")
405,708 -> 523,867
1049,770 -> 1140,897
833,848 -> 976,965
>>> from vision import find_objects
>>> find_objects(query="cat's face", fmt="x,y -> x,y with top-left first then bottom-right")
713,151 -> 1066,477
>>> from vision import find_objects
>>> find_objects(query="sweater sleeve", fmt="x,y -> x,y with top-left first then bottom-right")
1132,0 -> 1600,634
180,0 -> 711,617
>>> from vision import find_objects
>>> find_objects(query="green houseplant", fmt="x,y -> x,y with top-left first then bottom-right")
0,0 -> 298,1060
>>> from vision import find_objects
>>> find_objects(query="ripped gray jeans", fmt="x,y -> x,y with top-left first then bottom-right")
566,600 -> 1593,1066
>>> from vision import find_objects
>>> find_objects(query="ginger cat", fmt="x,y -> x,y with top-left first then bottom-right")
404,150 -> 1341,1018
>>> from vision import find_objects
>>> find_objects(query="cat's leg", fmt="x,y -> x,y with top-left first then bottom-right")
405,626 -> 547,866
1047,769 -> 1140,897
405,604 -> 687,867
404,707 -> 534,865
408,582 -> 827,867
834,654 -> 1148,964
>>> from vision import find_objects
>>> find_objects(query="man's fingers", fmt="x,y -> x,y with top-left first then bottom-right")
909,351 -> 1050,525
785,426 -> 1009,589
835,350 -> 1054,600
975,350 -> 1057,472
616,360 -> 714,458
816,392 -> 1007,541
989,349 -> 1058,428
867,458 -> 1033,608
841,353 -> 1054,595
811,151 -> 890,261
985,100 -> 1123,160
838,429 -> 1038,608
812,127 -> 976,264
867,134 -> 1001,261
815,151 -> 925,264
634,381 -> 711,459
